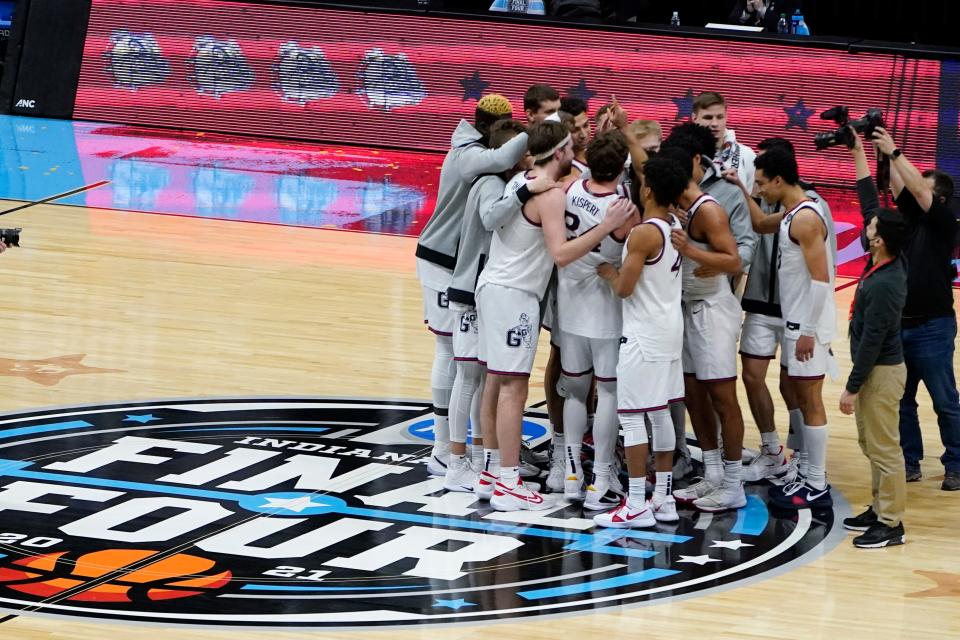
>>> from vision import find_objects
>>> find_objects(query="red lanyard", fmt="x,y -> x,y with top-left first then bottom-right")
848,258 -> 894,321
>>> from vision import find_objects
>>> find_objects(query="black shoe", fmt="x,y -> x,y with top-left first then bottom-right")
905,467 -> 922,482
853,521 -> 905,548
843,506 -> 878,531
942,471 -> 960,491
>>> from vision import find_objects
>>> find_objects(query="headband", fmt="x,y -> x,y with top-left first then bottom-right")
533,134 -> 571,161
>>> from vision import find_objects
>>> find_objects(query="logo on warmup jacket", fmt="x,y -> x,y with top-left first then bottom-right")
0,398 -> 838,628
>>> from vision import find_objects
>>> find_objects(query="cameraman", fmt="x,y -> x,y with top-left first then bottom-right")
849,127 -> 960,492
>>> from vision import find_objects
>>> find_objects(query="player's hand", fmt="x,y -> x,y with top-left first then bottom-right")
871,127 -> 897,156
597,262 -> 618,281
693,265 -> 720,278
527,172 -> 559,194
603,197 -> 636,230
670,205 -> 689,226
839,389 -> 857,415
670,228 -> 691,255
795,335 -> 815,362
609,95 -> 629,131
722,168 -> 745,192
596,111 -> 614,134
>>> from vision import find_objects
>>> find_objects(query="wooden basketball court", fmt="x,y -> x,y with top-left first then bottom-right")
0,200 -> 958,639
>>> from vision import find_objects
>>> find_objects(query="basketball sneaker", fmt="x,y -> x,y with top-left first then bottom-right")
519,459 -> 541,478
740,446 -> 761,464
592,499 -> 656,529
442,456 -> 478,493
693,482 -> 747,512
521,441 -> 550,466
780,455 -> 801,484
546,457 -> 565,492
673,478 -> 717,503
490,480 -> 552,511
475,470 -> 497,500
427,443 -> 450,477
769,479 -> 833,510
651,492 -> 679,522
564,471 -> 585,501
742,445 -> 789,482
583,474 -> 624,511
673,454 -> 695,480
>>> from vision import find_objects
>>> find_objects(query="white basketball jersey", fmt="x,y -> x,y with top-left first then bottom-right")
777,199 -> 836,343
622,216 -> 684,360
557,180 -> 628,339
477,172 -> 554,300
681,193 -> 728,302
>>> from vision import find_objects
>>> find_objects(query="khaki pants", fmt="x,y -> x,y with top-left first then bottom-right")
855,363 -> 908,527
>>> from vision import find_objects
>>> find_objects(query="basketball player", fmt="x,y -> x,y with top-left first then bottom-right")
630,119 -> 662,154
524,84 -> 561,124
556,131 -> 638,509
475,122 -> 634,511
734,138 -> 837,483
692,91 -> 756,192
415,94 -> 527,478
444,119 -> 531,493
740,147 -> 836,509
593,154 -> 690,528
560,96 -> 591,177
661,141 -> 747,513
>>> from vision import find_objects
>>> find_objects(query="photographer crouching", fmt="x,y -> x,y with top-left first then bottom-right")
844,124 -> 960,502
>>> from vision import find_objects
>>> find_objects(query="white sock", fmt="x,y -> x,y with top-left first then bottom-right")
432,408 -> 451,456
483,449 -> 500,476
628,477 -> 645,506
500,466 -> 520,487
551,430 -> 565,461
799,450 -> 810,478
803,422 -> 828,489
703,448 -> 723,485
655,471 -> 673,498
760,430 -> 781,451
564,443 -> 583,477
787,408 -> 804,451
722,457 -> 742,489
471,444 -> 484,469
594,462 -> 611,481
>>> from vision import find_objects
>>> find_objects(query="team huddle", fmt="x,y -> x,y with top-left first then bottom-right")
415,84 -> 838,528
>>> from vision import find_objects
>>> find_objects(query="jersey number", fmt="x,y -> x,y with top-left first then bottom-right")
564,211 -> 580,232
671,252 -> 683,276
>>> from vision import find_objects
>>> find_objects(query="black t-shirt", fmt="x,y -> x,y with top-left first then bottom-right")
895,189 -> 958,319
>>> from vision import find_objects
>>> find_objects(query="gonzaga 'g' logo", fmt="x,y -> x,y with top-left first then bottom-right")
103,30 -> 170,90
188,36 -> 254,99
273,41 -> 339,106
0,399 -> 838,628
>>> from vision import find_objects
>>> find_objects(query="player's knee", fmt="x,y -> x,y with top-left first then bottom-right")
557,373 -> 591,401
595,379 -> 617,400
620,414 -> 648,447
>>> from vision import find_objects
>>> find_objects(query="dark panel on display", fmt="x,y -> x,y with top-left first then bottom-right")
11,0 -> 91,118
71,0 -> 942,185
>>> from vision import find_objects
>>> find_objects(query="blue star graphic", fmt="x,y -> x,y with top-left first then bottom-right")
433,598 -> 476,610
784,99 -> 816,131
458,71 -> 489,101
123,414 -> 160,424
672,89 -> 695,121
566,79 -> 597,105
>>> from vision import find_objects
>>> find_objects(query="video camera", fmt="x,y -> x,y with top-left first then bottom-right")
0,228 -> 21,247
814,106 -> 884,150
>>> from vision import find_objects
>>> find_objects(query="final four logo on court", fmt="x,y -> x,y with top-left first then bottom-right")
0,398 -> 840,628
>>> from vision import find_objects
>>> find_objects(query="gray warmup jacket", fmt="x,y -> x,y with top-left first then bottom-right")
700,164 -> 757,271
448,174 -> 506,306
415,120 -> 527,273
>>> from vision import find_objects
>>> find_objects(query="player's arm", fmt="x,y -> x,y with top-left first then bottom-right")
481,173 -> 558,231
723,168 -> 781,234
597,224 -> 659,298
671,204 -> 742,274
460,133 -> 529,180
726,190 -> 757,272
793,211 -> 830,361
608,97 -> 649,171
541,194 -> 634,268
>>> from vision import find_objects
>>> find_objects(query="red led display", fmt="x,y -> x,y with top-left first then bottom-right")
74,0 -> 941,185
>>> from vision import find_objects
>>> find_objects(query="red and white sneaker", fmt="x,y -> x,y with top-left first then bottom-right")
592,499 -> 656,529
474,470 -> 498,500
490,480 -> 553,512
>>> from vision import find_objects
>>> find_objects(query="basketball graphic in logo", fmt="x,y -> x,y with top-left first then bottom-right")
0,398 -> 844,628
0,549 -> 232,602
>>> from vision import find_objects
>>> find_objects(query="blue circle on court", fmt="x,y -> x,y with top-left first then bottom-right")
239,491 -> 346,516
407,418 -> 547,443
